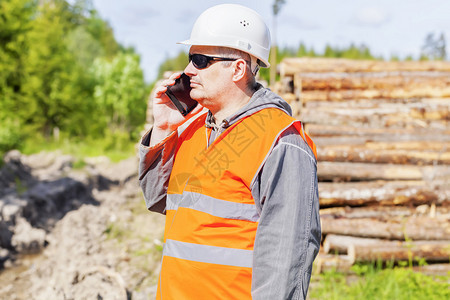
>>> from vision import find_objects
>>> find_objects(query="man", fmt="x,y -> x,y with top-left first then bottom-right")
139,4 -> 321,299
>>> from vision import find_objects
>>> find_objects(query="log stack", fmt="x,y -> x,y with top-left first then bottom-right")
277,58 -> 450,274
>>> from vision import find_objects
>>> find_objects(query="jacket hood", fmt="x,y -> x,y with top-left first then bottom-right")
205,83 -> 292,129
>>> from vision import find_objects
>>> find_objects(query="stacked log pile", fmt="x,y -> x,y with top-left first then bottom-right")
277,58 -> 450,274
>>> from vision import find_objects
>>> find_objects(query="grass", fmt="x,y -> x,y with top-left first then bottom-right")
310,262 -> 450,300
19,131 -> 137,163
14,177 -> 27,195
104,222 -> 127,242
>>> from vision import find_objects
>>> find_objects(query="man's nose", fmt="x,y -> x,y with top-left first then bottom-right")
184,61 -> 197,77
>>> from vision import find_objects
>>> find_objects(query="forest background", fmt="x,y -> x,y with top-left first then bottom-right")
0,0 -> 447,161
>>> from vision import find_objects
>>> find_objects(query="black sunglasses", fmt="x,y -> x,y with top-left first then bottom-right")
189,54 -> 237,69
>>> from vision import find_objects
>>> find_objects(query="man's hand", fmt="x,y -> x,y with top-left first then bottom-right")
150,72 -> 202,146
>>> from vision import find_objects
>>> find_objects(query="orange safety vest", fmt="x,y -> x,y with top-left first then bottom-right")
157,108 -> 316,299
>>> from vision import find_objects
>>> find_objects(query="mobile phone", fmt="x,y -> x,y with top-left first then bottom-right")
165,73 -> 198,116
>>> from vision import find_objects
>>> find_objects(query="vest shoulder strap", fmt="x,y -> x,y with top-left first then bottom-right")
292,121 -> 317,159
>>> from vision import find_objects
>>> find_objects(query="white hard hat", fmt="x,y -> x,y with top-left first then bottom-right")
178,4 -> 271,69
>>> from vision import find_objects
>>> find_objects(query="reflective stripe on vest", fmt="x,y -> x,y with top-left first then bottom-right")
164,239 -> 253,268
157,107 -> 316,299
167,193 -> 259,222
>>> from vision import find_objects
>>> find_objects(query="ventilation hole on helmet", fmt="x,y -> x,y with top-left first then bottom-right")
240,20 -> 250,27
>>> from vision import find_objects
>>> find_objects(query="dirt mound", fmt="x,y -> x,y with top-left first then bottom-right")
0,151 -> 164,299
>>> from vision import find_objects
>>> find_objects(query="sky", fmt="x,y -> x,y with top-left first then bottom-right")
88,0 -> 450,83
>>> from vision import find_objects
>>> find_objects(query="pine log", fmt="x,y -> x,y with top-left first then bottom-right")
365,141 -> 449,151
317,147 -> 450,165
304,116 -> 448,130
303,97 -> 449,109
323,234 -> 450,265
348,240 -> 450,263
299,87 -> 450,101
317,162 -> 450,182
321,216 -> 450,240
302,116 -> 448,131
308,128 -> 450,147
319,205 -> 450,220
319,180 -> 450,207
412,263 -> 450,276
323,234 -> 389,255
306,124 -> 435,138
280,58 -> 450,77
305,124 -> 450,148
301,96 -> 449,109
312,135 -> 450,147
314,253 -> 354,274
300,102 -> 450,127
296,72 -> 450,91
315,253 -> 450,275
300,98 -> 450,126
304,107 -> 450,122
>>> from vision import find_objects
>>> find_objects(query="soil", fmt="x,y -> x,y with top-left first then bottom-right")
0,150 -> 165,299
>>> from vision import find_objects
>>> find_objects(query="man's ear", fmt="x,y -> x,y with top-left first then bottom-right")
231,59 -> 247,82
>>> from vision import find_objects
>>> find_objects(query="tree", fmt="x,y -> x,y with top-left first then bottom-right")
84,10 -> 121,59
307,47 -> 317,57
390,54 -> 400,61
270,0 -> 286,86
157,51 -> 189,79
0,0 -> 148,157
21,0 -> 92,137
91,53 -> 147,138
0,0 -> 37,151
66,26 -> 104,69
19,0 -> 128,139
324,44 -> 335,57
296,43 -> 308,57
421,32 -> 447,60
0,0 -> 36,95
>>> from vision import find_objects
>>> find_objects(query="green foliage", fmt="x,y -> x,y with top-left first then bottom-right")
296,43 -> 309,57
105,222 -> 126,241
0,0 -> 36,92
322,43 -> 377,60
157,51 -> 189,79
22,0 -> 92,137
132,237 -> 164,257
72,158 -> 87,169
91,53 -> 147,137
0,116 -> 22,153
390,54 -> 400,61
0,0 -> 148,159
419,54 -> 430,61
0,0 -> 37,151
83,9 -> 121,59
66,26 -> 104,69
299,43 -> 318,57
310,264 -> 450,300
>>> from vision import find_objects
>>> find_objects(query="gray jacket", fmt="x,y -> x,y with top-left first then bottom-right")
139,85 -> 321,299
